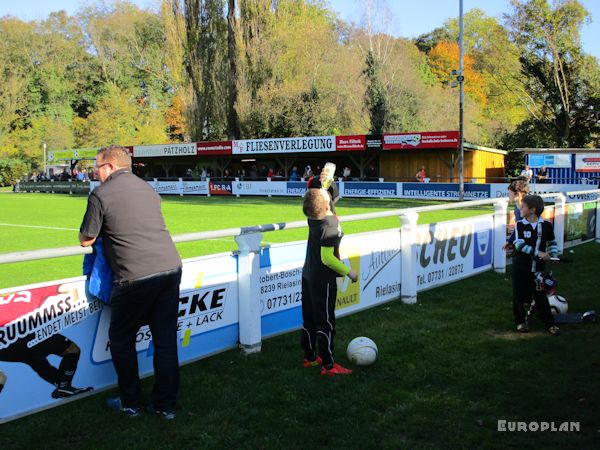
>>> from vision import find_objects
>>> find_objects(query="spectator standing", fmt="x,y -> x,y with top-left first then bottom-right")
507,178 -> 530,222
79,146 -> 182,419
342,166 -> 351,181
259,165 -> 268,179
303,165 -> 313,179
415,166 -> 426,182
249,165 -> 258,179
367,164 -> 377,181
290,166 -> 300,181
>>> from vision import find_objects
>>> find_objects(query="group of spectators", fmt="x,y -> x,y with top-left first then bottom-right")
519,165 -> 549,183
296,164 -> 375,182
27,167 -> 94,183
182,164 -> 364,182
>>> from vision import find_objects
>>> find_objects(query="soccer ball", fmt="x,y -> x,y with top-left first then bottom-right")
346,337 -> 378,366
548,294 -> 568,315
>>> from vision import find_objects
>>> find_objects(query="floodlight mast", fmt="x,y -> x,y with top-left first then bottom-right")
458,0 -> 465,200
43,142 -> 47,178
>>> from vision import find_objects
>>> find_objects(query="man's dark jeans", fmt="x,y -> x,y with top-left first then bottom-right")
108,268 -> 182,411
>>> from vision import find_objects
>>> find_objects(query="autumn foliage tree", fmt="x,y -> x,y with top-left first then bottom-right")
429,41 -> 487,108
0,0 -> 598,177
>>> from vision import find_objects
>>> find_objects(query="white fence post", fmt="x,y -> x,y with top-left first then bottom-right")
596,196 -> 600,243
234,232 -> 263,354
206,177 -> 211,197
179,177 -> 183,196
553,193 -> 566,253
400,212 -> 419,304
493,200 -> 508,274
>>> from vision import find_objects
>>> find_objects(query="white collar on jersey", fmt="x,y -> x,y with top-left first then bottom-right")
519,217 -> 545,226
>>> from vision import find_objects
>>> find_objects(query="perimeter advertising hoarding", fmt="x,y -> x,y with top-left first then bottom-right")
565,202 -> 596,245
343,182 -> 398,197
209,181 -> 233,196
415,215 -> 493,291
196,141 -> 232,155
91,181 -> 210,195
18,182 -> 90,194
0,254 -> 239,423
259,229 -> 402,337
382,131 -> 459,150
335,135 -> 366,151
575,154 -> 600,173
47,148 -> 99,161
232,181 -> 288,196
152,180 -> 181,195
402,183 -> 490,200
133,143 -> 197,158
182,181 -> 209,195
286,182 -> 308,196
489,183 -> 598,203
232,136 -> 335,155
365,134 -> 383,151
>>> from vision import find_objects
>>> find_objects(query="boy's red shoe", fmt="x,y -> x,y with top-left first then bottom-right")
320,363 -> 352,376
303,356 -> 322,368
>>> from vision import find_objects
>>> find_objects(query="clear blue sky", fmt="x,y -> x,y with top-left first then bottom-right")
0,0 -> 598,58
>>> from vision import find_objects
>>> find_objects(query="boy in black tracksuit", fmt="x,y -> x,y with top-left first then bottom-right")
301,189 -> 357,376
504,195 -> 560,335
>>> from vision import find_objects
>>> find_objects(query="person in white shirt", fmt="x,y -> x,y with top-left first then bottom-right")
520,165 -> 533,182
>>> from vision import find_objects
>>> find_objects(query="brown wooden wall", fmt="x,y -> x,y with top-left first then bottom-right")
379,149 -> 504,182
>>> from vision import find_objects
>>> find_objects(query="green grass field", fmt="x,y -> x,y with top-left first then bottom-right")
0,193 -> 489,288
1,192 -> 599,448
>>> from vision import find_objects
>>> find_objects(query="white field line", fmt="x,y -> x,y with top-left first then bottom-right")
0,223 -> 79,231
0,222 -> 234,243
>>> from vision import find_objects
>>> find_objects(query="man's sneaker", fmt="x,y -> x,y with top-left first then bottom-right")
51,385 -> 93,399
548,325 -> 561,336
106,397 -> 141,417
146,404 -> 175,420
303,356 -> 322,368
320,363 -> 353,376
516,323 -> 529,332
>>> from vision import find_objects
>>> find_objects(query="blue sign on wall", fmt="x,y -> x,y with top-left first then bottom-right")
286,182 -> 307,195
343,182 -> 398,197
402,183 -> 490,199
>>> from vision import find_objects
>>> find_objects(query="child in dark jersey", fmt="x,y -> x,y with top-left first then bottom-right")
504,195 -> 560,335
301,189 -> 357,375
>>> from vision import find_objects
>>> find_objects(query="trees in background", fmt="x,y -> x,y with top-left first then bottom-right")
0,0 -> 598,181
504,0 -> 599,148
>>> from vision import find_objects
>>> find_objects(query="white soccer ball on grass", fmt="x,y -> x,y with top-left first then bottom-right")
548,295 -> 568,315
346,337 -> 378,366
